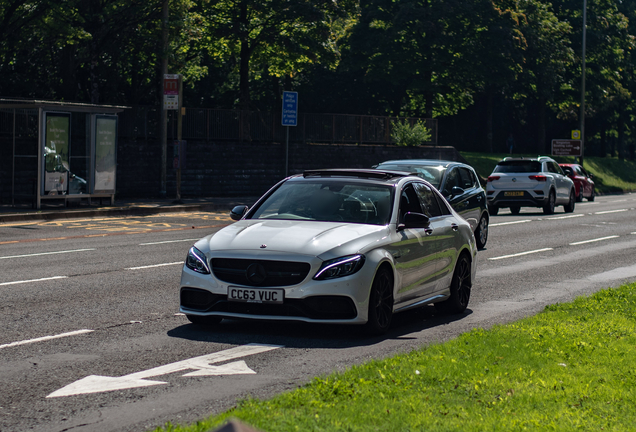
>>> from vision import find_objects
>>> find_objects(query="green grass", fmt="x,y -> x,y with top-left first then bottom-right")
154,283 -> 636,432
460,151 -> 636,194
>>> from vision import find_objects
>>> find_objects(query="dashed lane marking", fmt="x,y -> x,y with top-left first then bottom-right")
594,209 -> 629,215
489,220 -> 532,227
127,262 -> 183,270
570,235 -> 620,246
0,329 -> 93,350
488,248 -> 553,261
139,238 -> 200,246
0,248 -> 96,260
0,276 -> 67,286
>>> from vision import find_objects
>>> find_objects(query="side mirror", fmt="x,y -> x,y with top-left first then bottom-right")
398,212 -> 430,230
230,205 -> 248,221
450,186 -> 464,197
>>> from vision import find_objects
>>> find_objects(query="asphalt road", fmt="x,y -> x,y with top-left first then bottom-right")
1,194 -> 636,432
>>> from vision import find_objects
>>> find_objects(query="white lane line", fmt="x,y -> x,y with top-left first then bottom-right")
127,262 -> 183,270
594,209 -> 629,215
490,220 -> 532,227
488,248 -> 553,261
546,214 -> 585,220
0,276 -> 67,286
0,248 -> 96,260
139,239 -> 199,246
608,199 -> 628,203
570,235 -> 620,246
0,329 -> 93,350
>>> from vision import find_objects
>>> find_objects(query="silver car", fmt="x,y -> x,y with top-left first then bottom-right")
180,169 -> 477,334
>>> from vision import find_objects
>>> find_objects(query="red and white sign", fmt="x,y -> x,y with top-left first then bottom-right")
163,74 -> 179,95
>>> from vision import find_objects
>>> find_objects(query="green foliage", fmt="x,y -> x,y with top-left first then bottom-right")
153,283 -> 636,432
391,118 -> 431,146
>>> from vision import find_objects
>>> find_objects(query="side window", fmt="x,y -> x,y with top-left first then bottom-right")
444,168 -> 462,191
414,182 -> 442,217
552,162 -> 564,174
399,183 -> 423,222
458,168 -> 474,189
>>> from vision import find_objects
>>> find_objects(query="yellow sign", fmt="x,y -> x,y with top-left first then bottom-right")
572,130 -> 581,139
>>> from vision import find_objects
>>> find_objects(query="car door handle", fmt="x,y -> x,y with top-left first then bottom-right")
424,228 -> 433,235
451,224 -> 459,232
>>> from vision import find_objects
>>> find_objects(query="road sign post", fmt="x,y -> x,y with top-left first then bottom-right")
551,139 -> 582,157
282,91 -> 298,177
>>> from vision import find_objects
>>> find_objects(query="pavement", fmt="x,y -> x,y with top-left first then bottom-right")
0,196 -> 260,223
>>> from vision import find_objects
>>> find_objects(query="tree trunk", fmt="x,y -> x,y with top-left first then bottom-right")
617,105 -> 625,160
537,97 -> 547,154
486,92 -> 493,153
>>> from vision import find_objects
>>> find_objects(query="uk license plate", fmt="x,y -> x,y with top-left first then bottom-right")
504,191 -> 524,197
228,287 -> 284,304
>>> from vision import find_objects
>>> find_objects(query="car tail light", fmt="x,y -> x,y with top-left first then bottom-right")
487,176 -> 500,182
528,175 -> 547,182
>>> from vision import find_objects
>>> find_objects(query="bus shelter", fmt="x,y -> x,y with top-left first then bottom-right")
0,100 -> 126,209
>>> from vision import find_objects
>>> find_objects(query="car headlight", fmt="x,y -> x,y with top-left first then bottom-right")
314,254 -> 365,280
185,247 -> 210,274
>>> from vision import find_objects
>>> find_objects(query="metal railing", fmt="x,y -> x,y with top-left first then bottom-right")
118,106 -> 437,145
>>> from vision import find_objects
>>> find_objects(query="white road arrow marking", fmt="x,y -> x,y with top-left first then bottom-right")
47,343 -> 282,398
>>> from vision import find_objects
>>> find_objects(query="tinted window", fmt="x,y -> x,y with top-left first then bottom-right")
493,161 -> 542,173
414,182 -> 442,217
375,163 -> 444,188
399,183 -> 423,222
458,168 -> 475,189
444,168 -> 462,191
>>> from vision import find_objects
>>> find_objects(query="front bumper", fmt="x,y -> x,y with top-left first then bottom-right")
178,259 -> 378,324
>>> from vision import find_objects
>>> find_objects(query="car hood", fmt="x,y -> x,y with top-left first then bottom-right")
195,219 -> 389,259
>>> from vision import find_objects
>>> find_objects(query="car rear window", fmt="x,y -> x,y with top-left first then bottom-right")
493,161 -> 542,173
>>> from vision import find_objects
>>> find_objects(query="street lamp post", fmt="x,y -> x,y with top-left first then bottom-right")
579,0 -> 587,165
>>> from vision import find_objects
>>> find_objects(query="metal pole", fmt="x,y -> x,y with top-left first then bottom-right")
12,109 -> 15,206
175,74 -> 183,203
579,0 -> 587,165
159,0 -> 169,197
285,126 -> 289,177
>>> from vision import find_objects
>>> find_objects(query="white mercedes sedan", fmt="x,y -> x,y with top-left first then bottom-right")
179,169 -> 477,334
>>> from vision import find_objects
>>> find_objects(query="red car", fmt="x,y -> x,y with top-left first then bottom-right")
559,163 -> 595,202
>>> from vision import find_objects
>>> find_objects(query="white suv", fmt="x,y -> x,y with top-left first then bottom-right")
486,156 -> 575,215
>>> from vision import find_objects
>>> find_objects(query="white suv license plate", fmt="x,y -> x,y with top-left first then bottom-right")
228,287 -> 284,304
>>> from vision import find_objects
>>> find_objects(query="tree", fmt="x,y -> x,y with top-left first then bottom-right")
201,0 -> 356,110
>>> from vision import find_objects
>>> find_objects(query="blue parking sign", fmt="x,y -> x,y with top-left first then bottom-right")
282,91 -> 298,126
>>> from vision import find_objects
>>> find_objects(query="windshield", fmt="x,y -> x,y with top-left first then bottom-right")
375,164 -> 443,188
250,179 -> 394,225
493,161 -> 542,173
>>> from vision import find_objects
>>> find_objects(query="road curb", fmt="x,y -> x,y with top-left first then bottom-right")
0,202 -> 243,223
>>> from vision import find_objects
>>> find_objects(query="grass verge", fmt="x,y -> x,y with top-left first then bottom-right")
155,283 -> 636,432
460,151 -> 636,194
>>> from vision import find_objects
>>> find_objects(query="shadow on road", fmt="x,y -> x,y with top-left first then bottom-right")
167,306 -> 473,349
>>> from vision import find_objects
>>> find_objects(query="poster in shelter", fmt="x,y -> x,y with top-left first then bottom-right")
94,116 -> 117,191
44,113 -> 70,193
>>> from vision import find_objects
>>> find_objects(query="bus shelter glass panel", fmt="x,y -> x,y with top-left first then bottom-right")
43,112 -> 70,195
93,115 -> 117,192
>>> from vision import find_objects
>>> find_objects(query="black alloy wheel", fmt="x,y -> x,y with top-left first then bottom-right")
186,314 -> 223,326
588,189 -> 595,201
510,206 -> 521,215
475,215 -> 488,249
564,189 -> 575,213
366,267 -> 394,335
488,205 -> 499,216
435,254 -> 471,314
543,190 -> 556,215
